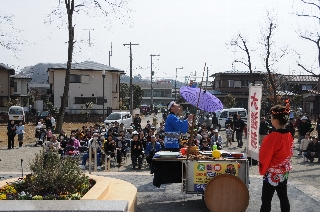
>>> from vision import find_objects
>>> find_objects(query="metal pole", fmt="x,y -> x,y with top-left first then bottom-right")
89,144 -> 92,174
102,73 -> 105,120
175,68 -> 177,101
109,42 -> 112,66
150,54 -> 160,112
175,67 -> 183,101
129,43 -> 133,115
206,67 -> 209,89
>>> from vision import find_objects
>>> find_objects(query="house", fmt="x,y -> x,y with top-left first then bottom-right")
12,76 -> 32,111
0,63 -> 15,112
211,71 -> 320,117
48,61 -> 124,115
136,80 -> 173,106
284,75 -> 320,116
211,71 -> 265,108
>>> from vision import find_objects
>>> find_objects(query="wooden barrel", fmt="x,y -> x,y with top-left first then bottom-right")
204,174 -> 249,212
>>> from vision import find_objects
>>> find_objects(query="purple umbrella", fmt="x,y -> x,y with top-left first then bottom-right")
180,86 -> 223,112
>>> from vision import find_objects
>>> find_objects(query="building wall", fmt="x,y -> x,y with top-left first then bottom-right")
51,69 -> 120,113
0,70 -> 10,108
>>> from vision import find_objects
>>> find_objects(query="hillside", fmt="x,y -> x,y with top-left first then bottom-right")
16,62 -> 184,86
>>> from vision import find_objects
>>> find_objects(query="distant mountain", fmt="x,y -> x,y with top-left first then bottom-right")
17,63 -> 63,84
17,63 -> 184,87
120,74 -> 185,88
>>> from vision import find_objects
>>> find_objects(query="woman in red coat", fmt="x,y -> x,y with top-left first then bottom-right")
259,102 -> 293,212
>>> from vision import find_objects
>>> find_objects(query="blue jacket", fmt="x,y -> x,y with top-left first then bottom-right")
164,113 -> 189,134
164,113 -> 189,148
145,142 -> 162,155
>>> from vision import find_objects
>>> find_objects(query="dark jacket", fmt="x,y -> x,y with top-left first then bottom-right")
7,123 -> 16,136
259,121 -> 269,135
133,117 -> 141,129
234,119 -> 245,132
286,122 -> 295,138
306,141 -> 320,153
299,121 -> 312,136
131,140 -> 143,156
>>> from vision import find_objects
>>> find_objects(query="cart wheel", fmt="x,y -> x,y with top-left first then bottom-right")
204,174 -> 249,212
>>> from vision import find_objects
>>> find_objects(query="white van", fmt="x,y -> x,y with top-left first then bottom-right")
217,108 -> 248,130
104,112 -> 132,128
8,106 -> 25,123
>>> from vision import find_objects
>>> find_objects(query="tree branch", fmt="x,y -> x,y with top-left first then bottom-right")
301,0 -> 320,10
297,63 -> 318,75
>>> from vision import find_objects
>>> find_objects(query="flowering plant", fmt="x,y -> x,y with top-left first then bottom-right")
0,150 -> 95,200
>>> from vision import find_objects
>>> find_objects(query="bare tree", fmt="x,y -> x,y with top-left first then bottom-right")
296,0 -> 320,89
230,34 -> 254,83
48,0 -> 131,132
261,15 -> 290,105
0,13 -> 23,55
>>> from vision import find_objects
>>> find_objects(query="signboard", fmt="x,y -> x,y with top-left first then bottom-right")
247,84 -> 262,161
193,162 -> 238,191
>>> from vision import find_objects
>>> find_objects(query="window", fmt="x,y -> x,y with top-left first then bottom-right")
215,80 -> 220,88
220,111 -> 228,118
255,81 -> 262,85
14,82 -> 17,92
228,80 -> 234,88
70,74 -> 81,83
241,80 -> 248,87
74,97 -> 97,104
238,111 -> 247,118
302,85 -> 312,90
234,81 -> 241,88
97,97 -> 104,105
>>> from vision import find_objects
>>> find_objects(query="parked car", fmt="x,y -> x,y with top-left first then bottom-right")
104,112 -> 132,128
35,111 -> 49,125
8,106 -> 25,124
217,108 -> 248,130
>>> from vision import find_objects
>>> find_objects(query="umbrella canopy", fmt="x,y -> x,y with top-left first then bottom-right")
180,86 -> 223,112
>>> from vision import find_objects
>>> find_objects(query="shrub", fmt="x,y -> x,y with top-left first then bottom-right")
26,150 -> 93,197
0,150 -> 95,200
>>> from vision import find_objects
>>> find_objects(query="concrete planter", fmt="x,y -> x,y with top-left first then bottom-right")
0,174 -> 137,212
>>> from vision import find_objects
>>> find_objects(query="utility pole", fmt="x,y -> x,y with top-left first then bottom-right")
123,42 -> 139,116
83,29 -> 94,60
150,54 -> 160,112
109,42 -> 112,66
175,67 -> 183,101
206,66 -> 209,89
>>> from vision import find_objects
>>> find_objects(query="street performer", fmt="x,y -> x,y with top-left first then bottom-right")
259,100 -> 293,212
164,101 -> 193,152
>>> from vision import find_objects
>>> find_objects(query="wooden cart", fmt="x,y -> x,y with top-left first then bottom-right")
152,157 -> 250,212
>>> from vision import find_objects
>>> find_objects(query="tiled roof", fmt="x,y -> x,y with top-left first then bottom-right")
308,90 -> 320,95
285,75 -> 318,82
0,63 -> 14,70
0,63 -> 15,75
48,61 -> 124,73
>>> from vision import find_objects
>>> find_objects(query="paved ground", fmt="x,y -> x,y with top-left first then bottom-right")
1,113 -> 320,211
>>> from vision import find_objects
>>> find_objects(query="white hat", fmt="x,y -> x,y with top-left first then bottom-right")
213,129 -> 219,133
127,126 -> 133,130
301,116 -> 308,120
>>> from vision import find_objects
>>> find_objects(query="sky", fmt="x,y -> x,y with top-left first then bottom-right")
1,0 -> 319,82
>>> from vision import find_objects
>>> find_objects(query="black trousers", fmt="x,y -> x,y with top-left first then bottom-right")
8,135 -> 15,149
260,180 -> 290,212
131,154 -> 143,167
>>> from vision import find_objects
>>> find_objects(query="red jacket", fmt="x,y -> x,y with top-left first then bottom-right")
259,129 -> 293,175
